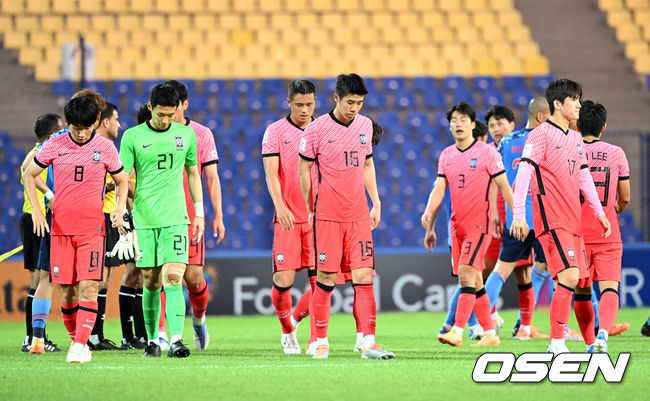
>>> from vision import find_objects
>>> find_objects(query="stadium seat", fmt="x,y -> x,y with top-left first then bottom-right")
260,79 -> 285,96
218,95 -> 239,114
502,76 -> 527,92
452,87 -> 476,106
382,76 -> 406,92
393,90 -> 417,109
472,76 -> 497,91
482,87 -> 506,108
412,76 -> 437,92
246,94 -> 268,112
112,80 -> 136,97
51,80 -> 75,97
532,74 -> 555,92
511,88 -> 534,108
423,89 -> 446,109
442,75 -> 467,92
203,79 -> 226,95
363,92 -> 387,110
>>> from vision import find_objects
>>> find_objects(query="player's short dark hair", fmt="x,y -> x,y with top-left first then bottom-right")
150,83 -> 180,109
546,78 -> 582,114
164,79 -> 188,102
100,102 -> 118,123
33,113 -> 62,140
71,88 -> 106,114
64,96 -> 99,127
335,73 -> 368,99
473,120 -> 488,140
288,79 -> 316,101
485,105 -> 515,124
369,117 -> 384,146
136,104 -> 151,124
446,102 -> 476,122
578,100 -> 607,137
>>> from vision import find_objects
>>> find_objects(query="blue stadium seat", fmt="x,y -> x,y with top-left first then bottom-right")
423,89 -> 446,109
382,76 -> 406,92
260,79 -> 285,96
203,115 -> 223,132
482,87 -> 505,109
322,78 -> 337,93
203,79 -> 226,95
259,113 -> 277,128
177,79 -> 196,96
141,79 -> 162,96
511,88 -> 534,108
233,79 -> 255,95
83,80 -> 106,95
442,75 -> 467,92
473,76 -> 497,91
363,92 -> 386,109
218,95 -> 239,113
377,112 -> 400,130
52,80 -> 75,97
433,112 -> 449,128
188,95 -> 208,113
112,80 -> 136,97
119,115 -> 136,131
452,88 -> 476,106
394,90 -> 416,109
406,112 -> 430,130
502,76 -> 527,92
647,75 -> 650,90
230,115 -> 254,135
532,74 -> 554,93
128,95 -> 149,113
412,76 -> 437,92
0,132 -> 11,148
246,94 -> 268,112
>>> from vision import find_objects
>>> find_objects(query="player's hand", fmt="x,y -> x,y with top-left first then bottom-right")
509,219 -> 529,242
110,209 -> 124,234
105,181 -> 115,193
423,229 -> 437,252
192,216 -> 205,242
492,215 -> 502,239
107,233 -> 135,261
598,215 -> 611,238
213,216 -> 226,245
370,205 -> 381,230
276,204 -> 295,231
47,196 -> 54,213
421,210 -> 433,230
31,210 -> 49,237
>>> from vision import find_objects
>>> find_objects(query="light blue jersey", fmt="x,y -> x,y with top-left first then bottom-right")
498,128 -> 534,228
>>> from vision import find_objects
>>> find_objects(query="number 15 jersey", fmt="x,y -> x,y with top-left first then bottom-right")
120,121 -> 197,229
299,111 -> 373,222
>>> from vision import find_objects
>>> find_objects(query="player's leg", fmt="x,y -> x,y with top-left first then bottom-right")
292,269 -> 316,329
574,238 -> 596,351
136,227 -> 164,356
23,269 -> 39,351
30,270 -> 56,354
20,212 -> 40,351
592,244 -> 624,352
292,223 -> 316,348
185,228 -> 210,350
89,266 -> 120,350
513,265 -> 534,339
118,262 -> 146,349
158,286 -> 168,350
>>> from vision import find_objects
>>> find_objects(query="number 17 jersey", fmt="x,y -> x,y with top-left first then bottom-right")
120,121 -> 197,229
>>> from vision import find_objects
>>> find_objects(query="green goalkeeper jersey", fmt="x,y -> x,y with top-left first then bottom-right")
120,121 -> 197,229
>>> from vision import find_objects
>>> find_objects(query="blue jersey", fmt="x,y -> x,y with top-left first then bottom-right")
498,128 -> 534,229
37,128 -> 67,206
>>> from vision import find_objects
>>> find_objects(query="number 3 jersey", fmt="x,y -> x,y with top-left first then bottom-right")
299,111 -> 373,222
521,121 -> 588,236
120,121 -> 197,229
437,140 -> 505,236
580,139 -> 629,244
34,131 -> 123,236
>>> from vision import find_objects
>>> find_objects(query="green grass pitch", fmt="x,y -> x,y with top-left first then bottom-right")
1,308 -> 649,401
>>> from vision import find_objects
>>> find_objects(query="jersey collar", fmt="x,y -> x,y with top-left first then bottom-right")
146,120 -> 172,133
456,138 -> 478,153
286,115 -> 313,131
546,119 -> 569,135
68,130 -> 96,147
329,110 -> 354,127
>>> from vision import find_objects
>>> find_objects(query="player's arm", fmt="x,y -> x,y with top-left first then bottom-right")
616,179 -> 630,214
22,150 -> 52,196
510,161 -> 533,241
579,166 -> 610,237
364,156 -> 381,230
489,184 -> 501,238
421,176 -> 447,251
109,170 -> 130,231
299,156 -> 314,215
204,163 -> 226,244
263,155 -> 294,231
23,161 -> 49,236
185,164 -> 205,240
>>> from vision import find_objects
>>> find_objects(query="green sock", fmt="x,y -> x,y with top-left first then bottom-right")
142,287 -> 161,343
164,284 -> 185,340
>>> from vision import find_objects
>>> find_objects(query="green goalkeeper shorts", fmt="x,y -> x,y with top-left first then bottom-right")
136,225 -> 189,268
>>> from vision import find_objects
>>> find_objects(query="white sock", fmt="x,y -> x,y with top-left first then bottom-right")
598,328 -> 609,340
363,334 -> 376,349
550,338 -> 565,347
291,316 -> 299,330
192,314 -> 205,326
520,325 -> 531,334
316,337 -> 329,346
356,332 -> 364,343
170,334 -> 182,344
452,326 -> 464,336
151,338 -> 160,345
159,331 -> 168,340
492,311 -> 500,320
484,329 -> 496,336
469,324 -> 481,332
89,334 -> 100,344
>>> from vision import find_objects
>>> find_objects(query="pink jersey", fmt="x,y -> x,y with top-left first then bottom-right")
581,140 -> 629,244
438,140 -> 505,236
34,131 -> 123,236
299,112 -> 373,222
183,119 -> 219,220
521,121 -> 588,235
262,115 -> 312,223
491,142 -> 506,222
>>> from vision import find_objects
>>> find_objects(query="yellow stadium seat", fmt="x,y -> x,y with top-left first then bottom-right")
105,0 -> 129,13
168,15 -> 191,30
381,26 -> 406,44
156,0 -> 180,12
426,58 -> 449,78
231,29 -> 255,46
331,26 -> 356,44
270,13 -> 293,29
1,0 -> 25,14
193,15 -> 217,30
489,0 -> 515,10
344,11 -> 370,27
499,56 -> 524,76
439,1 -> 461,12
35,63 -> 60,82
334,0 -> 359,11
44,48 -> 62,65
95,47 -> 117,64
346,44 -> 369,60
206,0 -> 232,12
0,16 -> 12,33
475,58 -> 500,76
181,30 -> 203,46
349,58 -> 374,76
368,44 -> 390,60
446,12 -> 471,28
472,10 -> 496,27
109,31 -> 130,47
258,0 -> 278,12
633,10 -> 650,25
310,0 -> 335,11
396,12 -> 420,28
295,13 -> 319,30
625,41 -> 649,59
129,0 -> 154,13
242,44 -> 268,61
207,30 -> 228,47
514,41 -> 540,57
490,42 -> 514,57
497,10 -> 522,26
506,25 -> 532,42
481,26 -> 505,42
635,54 -> 650,73
393,44 -> 415,59
133,62 -> 159,80
117,15 -> 141,30
143,14 -> 167,31
463,0 -> 488,12
412,0 -> 436,11
370,11 -> 395,27
144,46 -> 168,62
107,61 -> 133,80
51,0 -> 75,13
54,31 -> 78,46
278,58 -> 303,79
156,30 -> 178,44
280,27 -> 303,47
244,13 -> 268,30
523,55 -> 550,75
25,0 -> 49,14
406,26 -> 429,43
419,43 -> 441,59
307,28 -> 330,45
467,43 -> 489,60
361,0 -> 383,11
284,0 -> 305,12
89,15 -> 114,32
256,28 -> 281,46
94,62 -> 111,81
206,59 -> 231,79
431,27 -> 454,43
117,47 -> 141,63
78,0 -> 102,13
14,16 -> 40,31
598,0 -> 623,10
377,57 -> 401,76
616,25 -> 641,41
441,44 -> 465,59
231,60 -> 256,78
159,60 -> 183,78
321,12 -> 345,29
626,0 -> 649,9
66,15 -> 90,33
256,60 -> 280,79
129,31 -> 156,47
19,48 -> 42,66
449,58 -> 474,77
181,0 -> 204,12
401,58 -> 427,77
41,15 -> 65,31
420,12 -> 445,28
607,9 -> 632,28
219,13 -> 242,30
386,0 -> 409,10
356,27 -> 380,45
82,32 -> 104,47
457,27 -> 480,43
642,25 -> 650,41
4,32 -> 27,49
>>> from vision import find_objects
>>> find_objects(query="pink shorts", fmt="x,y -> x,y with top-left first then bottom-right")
451,232 -> 489,275
50,234 -> 105,285
586,242 -> 622,282
537,229 -> 588,283
272,222 -> 315,272
314,219 -> 374,274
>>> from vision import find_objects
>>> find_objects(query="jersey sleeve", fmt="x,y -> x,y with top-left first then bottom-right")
200,129 -> 219,167
299,123 -> 318,161
436,150 -> 447,177
185,128 -> 198,167
105,142 -> 124,174
521,130 -> 545,167
119,131 -> 135,174
33,140 -> 55,168
261,125 -> 280,157
365,119 -> 373,159
487,146 -> 505,177
619,147 -> 630,179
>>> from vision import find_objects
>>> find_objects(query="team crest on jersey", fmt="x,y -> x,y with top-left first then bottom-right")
53,265 -> 59,275
360,134 -> 367,145
470,158 -> 477,168
319,252 -> 326,263
175,136 -> 184,148
567,248 -> 575,259
577,144 -> 583,155
92,151 -> 101,162
277,253 -> 284,263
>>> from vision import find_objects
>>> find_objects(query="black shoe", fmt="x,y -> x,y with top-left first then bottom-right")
143,343 -> 161,357
44,339 -> 62,352
642,321 -> 650,337
168,340 -> 190,358
91,338 -> 121,351
511,319 -> 521,337
21,337 -> 31,352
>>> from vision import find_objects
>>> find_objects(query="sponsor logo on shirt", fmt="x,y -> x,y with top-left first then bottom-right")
470,158 -> 477,168
92,151 -> 101,162
175,136 -> 184,148
277,253 -> 284,263
319,252 -> 326,263
360,134 -> 367,145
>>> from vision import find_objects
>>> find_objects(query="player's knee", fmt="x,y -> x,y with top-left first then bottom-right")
273,272 -> 295,288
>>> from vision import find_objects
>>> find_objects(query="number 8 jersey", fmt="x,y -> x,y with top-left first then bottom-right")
299,111 -> 373,222
120,121 -> 197,229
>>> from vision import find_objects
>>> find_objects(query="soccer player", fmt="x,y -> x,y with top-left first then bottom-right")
119,83 -> 204,358
422,102 -> 514,347
578,100 -> 630,352
20,113 -> 63,353
299,73 -> 394,360
24,96 -> 129,363
643,318 -> 650,336
262,79 -> 317,355
510,79 -> 611,355
483,99 -> 551,340
165,79 -> 225,350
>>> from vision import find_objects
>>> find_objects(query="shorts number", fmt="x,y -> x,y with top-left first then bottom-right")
591,166 -> 610,206
90,251 -> 100,268
359,241 -> 373,260
344,151 -> 359,167
158,153 -> 174,170
190,238 -> 199,255
173,235 -> 187,252
74,166 -> 84,182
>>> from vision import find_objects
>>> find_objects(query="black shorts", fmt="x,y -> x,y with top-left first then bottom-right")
104,213 -> 126,267
499,229 -> 546,264
36,211 -> 52,272
19,213 -> 41,270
